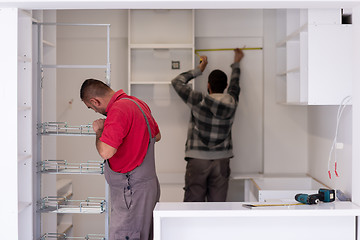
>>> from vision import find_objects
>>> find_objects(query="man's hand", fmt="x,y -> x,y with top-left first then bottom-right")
234,48 -> 244,63
92,118 -> 117,160
93,118 -> 105,133
198,56 -> 208,72
155,132 -> 161,142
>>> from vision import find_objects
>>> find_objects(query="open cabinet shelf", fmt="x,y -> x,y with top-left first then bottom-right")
40,122 -> 95,136
41,160 -> 104,174
40,233 -> 105,240
31,12 -> 111,239
40,197 -> 106,214
128,9 -> 195,94
276,9 -> 352,105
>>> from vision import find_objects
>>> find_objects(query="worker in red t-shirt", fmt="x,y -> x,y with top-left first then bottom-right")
80,79 -> 161,240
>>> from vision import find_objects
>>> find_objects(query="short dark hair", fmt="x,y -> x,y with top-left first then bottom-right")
208,70 -> 227,93
80,78 -> 111,101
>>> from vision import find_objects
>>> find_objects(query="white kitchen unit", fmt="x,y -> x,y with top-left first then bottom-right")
276,9 -> 353,105
32,12 -> 110,239
154,201 -> 360,240
245,175 -> 328,202
2,2 -> 360,240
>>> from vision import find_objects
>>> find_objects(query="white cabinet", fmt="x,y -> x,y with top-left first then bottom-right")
154,202 -> 360,240
276,9 -> 352,105
33,11 -> 109,239
128,9 -> 195,91
128,10 -> 195,202
246,176 -> 327,202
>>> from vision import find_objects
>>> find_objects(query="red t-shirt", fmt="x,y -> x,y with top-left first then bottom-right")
99,90 -> 159,173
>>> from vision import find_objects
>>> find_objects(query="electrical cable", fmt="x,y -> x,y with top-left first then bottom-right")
328,95 -> 352,179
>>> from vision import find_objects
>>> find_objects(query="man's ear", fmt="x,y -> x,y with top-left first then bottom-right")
207,83 -> 212,94
89,97 -> 101,107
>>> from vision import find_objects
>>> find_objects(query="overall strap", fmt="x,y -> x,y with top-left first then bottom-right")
121,98 -> 152,143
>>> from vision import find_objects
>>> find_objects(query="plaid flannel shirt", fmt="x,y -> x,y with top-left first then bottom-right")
171,62 -> 241,160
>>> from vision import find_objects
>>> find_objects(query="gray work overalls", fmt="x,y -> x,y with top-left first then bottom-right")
104,98 -> 160,240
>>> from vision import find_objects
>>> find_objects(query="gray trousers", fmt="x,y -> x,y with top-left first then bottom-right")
104,137 -> 160,240
184,158 -> 230,202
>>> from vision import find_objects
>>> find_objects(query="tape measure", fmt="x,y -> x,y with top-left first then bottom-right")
242,203 -> 304,208
195,47 -> 263,62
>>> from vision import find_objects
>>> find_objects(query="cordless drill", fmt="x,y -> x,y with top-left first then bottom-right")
295,193 -> 321,204
295,188 -> 335,205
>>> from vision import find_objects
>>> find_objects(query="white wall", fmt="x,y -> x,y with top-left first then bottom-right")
195,10 -> 264,174
308,106 -> 352,195
263,10 -> 308,174
353,5 -> 360,206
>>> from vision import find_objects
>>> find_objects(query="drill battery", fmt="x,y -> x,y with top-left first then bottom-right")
318,188 -> 336,202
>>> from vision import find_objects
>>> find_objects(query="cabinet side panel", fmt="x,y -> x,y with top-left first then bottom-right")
308,25 -> 352,105
0,7 -> 19,238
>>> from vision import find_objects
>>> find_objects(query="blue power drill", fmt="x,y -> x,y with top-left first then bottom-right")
295,189 -> 335,205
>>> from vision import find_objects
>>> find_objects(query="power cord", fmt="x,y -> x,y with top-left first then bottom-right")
328,95 -> 352,179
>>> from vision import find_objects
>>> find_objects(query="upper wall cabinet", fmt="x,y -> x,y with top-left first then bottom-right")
276,9 -> 352,105
128,10 -> 194,93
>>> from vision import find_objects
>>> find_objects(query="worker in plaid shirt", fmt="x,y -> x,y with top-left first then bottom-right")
171,48 -> 244,202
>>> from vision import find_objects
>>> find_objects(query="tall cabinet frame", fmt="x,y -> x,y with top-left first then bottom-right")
17,9 -> 34,240
32,13 -> 111,239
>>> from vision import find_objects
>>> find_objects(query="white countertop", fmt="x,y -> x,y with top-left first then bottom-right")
154,201 -> 360,217
157,172 -> 313,184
